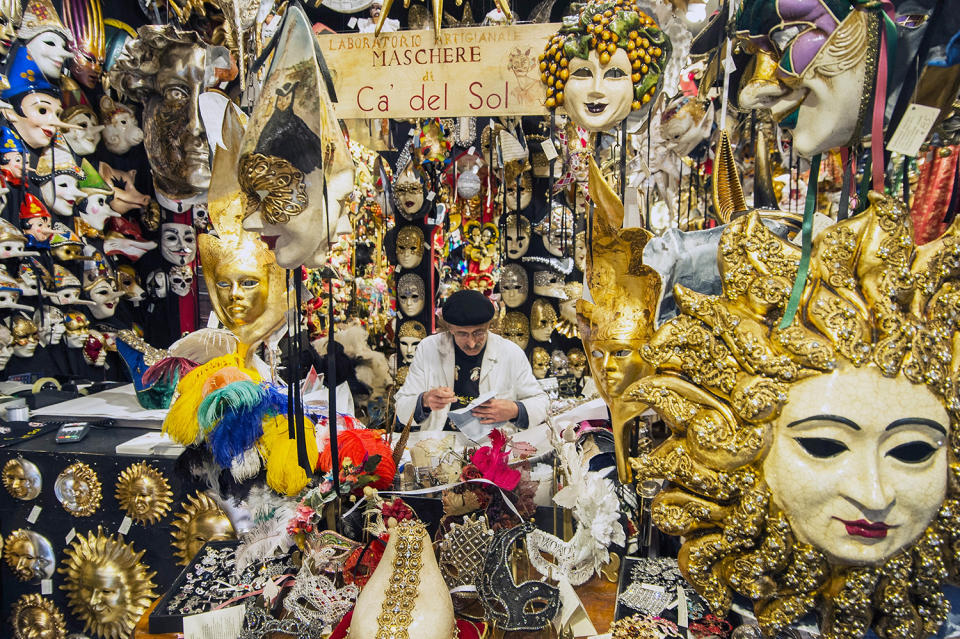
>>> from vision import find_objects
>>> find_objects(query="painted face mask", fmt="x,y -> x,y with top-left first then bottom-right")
0,0 -> 22,61
393,164 -> 427,220
193,203 -> 210,230
83,276 -> 121,320
168,265 -> 193,297
160,223 -> 197,265
11,315 -> 39,357
4,90 -> 67,150
34,306 -> 65,346
49,225 -> 95,262
235,7 -> 354,269
530,299 -> 557,342
116,265 -> 144,304
19,193 -> 54,244
22,0 -> 74,81
500,264 -> 529,309
63,0 -> 106,89
61,110 -> 103,156
566,348 -> 586,378
33,150 -> 86,217
395,225 -> 425,269
397,320 -> 427,365
63,310 -> 90,348
99,97 -> 143,155
397,273 -> 426,317
501,214 -> 531,259
535,205 -> 575,258
0,217 -> 35,259
499,311 -> 529,350
532,270 -> 565,298
98,162 -> 149,214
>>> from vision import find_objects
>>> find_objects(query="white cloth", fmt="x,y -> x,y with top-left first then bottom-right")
394,332 -> 548,432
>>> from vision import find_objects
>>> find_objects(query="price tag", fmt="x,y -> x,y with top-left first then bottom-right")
468,146 -> 476,156
426,191 -> 436,201
183,605 -> 246,639
26,505 -> 41,524
41,579 -> 52,595
347,17 -> 358,28
887,104 -> 940,157
541,139 -> 558,161
472,164 -> 480,174
119,516 -> 132,535
65,528 -> 75,544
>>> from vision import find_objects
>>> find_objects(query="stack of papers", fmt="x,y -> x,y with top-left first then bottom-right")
115,432 -> 185,457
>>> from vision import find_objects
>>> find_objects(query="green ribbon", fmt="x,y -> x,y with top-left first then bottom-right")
779,153 -> 821,330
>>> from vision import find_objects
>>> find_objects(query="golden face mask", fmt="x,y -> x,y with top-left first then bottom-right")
11,593 -> 66,639
171,491 -> 236,565
530,299 -> 558,342
59,527 -> 157,639
531,346 -> 550,378
2,457 -> 41,500
626,189 -> 960,639
5,529 -> 55,582
500,311 -> 529,350
396,225 -> 425,269
54,462 -> 102,517
114,462 -> 172,525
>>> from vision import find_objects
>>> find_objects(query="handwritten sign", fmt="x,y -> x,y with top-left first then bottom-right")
317,24 -> 558,118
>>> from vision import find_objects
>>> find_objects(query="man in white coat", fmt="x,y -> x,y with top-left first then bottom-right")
395,289 -> 548,432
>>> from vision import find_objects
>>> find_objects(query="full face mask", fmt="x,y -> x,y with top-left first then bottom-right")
0,324 -> 12,369
83,276 -> 121,320
535,205 -> 575,258
540,0 -> 669,132
98,162 -> 149,214
499,264 -> 528,308
397,320 -> 427,365
501,166 -> 533,212
397,273 -> 426,317
500,311 -> 529,350
531,346 -> 549,379
193,203 -> 210,230
63,0 -> 106,89
0,217 -> 35,259
63,310 -> 90,348
146,270 -> 167,299
34,306 -> 65,346
2,456 -> 41,499
62,110 -> 103,156
395,225 -> 425,270
160,223 -> 197,265
1,48 -> 74,150
532,270 -> 565,298
0,0 -> 22,62
11,315 -> 39,357
566,348 -> 586,378
501,214 -> 531,259
33,150 -> 87,217
116,265 -> 144,304
21,0 -> 74,82
168,265 -> 193,297
529,299 -> 557,342
393,165 -> 428,220
99,97 -> 143,155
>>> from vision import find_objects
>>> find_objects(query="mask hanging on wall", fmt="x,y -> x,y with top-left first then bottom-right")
2,457 -> 42,500
1,47 -> 74,150
98,96 -> 143,155
397,272 -> 426,318
395,225 -> 426,269
75,159 -> 119,232
4,529 -> 55,582
11,593 -> 67,639
397,320 -> 427,365
10,314 -> 39,357
60,79 -> 104,155
32,148 -> 87,217
0,0 -> 23,62
168,264 -> 194,297
19,0 -> 75,81
501,214 -> 531,260
114,461 -> 172,525
499,311 -> 529,350
170,491 -> 236,565
54,461 -> 102,516
62,0 -> 106,89
160,222 -> 197,265
499,264 -> 528,308
529,299 -> 557,342
35,306 -> 65,346
63,310 -> 90,348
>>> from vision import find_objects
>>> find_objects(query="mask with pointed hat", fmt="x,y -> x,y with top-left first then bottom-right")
32,146 -> 86,216
75,158 -> 117,232
237,5 -> 354,269
2,46 -> 74,150
49,223 -> 93,262
0,126 -> 24,182
19,191 -> 53,244
18,0 -> 74,81
19,259 -> 52,296
59,77 -> 101,155
82,254 -> 120,319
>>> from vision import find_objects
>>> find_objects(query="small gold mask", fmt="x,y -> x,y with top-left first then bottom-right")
54,462 -> 102,517
171,491 -> 236,565
11,593 -> 66,639
2,457 -> 41,500
59,527 -> 157,639
115,462 -> 173,525
5,529 -> 54,582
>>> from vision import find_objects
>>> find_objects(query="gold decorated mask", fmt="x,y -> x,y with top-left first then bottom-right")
625,188 -> 960,639
54,461 -> 102,517
171,491 -> 236,565
566,348 -> 587,378
396,225 -> 425,270
531,346 -> 550,379
578,158 -> 662,483
200,106 -> 290,353
59,527 -> 157,639
3,457 -> 41,500
114,462 -> 172,525
11,593 -> 66,639
529,299 -> 557,343
5,529 -> 55,582
499,311 -> 529,350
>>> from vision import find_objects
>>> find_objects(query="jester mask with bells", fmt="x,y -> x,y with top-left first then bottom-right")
238,4 -> 354,270
540,0 -> 670,133
622,191 -> 960,639
200,106 -> 288,355
577,158 -> 661,483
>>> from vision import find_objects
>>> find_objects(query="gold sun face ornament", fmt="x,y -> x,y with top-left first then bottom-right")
59,527 -> 157,639
2,457 -> 42,500
11,593 -> 67,639
5,529 -> 56,582
114,462 -> 173,525
53,462 -> 102,517
625,189 -> 960,639
171,491 -> 236,565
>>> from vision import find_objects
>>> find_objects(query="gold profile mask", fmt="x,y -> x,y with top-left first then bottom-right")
199,107 -> 290,353
59,527 -> 157,639
171,491 -> 236,565
114,462 -> 173,525
2,457 -> 41,500
625,189 -> 960,639
11,593 -> 66,639
5,529 -> 54,582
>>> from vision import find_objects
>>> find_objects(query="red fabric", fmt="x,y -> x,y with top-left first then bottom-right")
911,146 -> 959,245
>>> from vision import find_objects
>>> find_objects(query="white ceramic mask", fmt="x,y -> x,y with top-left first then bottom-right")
397,273 -> 425,317
500,264 -> 528,308
40,175 -> 86,217
101,108 -> 144,155
502,218 -> 531,259
85,280 -> 122,320
398,335 -> 422,365
62,111 -> 104,156
0,325 -> 12,369
564,48 -> 634,132
78,193 -> 120,231
160,223 -> 197,265
34,307 -> 65,346
147,270 -> 167,299
26,32 -> 72,80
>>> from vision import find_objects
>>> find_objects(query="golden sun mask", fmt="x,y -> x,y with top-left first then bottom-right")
171,491 -> 236,565
114,462 -> 173,525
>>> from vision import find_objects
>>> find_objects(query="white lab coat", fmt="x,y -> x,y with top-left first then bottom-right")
395,332 -> 549,431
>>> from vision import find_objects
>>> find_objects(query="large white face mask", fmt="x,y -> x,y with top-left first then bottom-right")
160,223 -> 197,266
564,48 -> 634,132
168,266 -> 194,297
502,217 -> 531,259
85,280 -> 122,320
26,31 -> 72,80
398,335 -> 422,364
394,173 -> 426,219
500,264 -> 528,308
763,366 -> 950,567
395,226 -> 425,270
40,175 -> 86,217
62,112 -> 104,157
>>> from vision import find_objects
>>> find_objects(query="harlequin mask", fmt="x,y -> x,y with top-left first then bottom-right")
63,310 -> 90,348
160,222 -> 197,265
502,214 -> 531,259
33,149 -> 86,216
75,159 -> 118,231
2,457 -> 41,500
109,25 -> 210,200
396,225 -> 425,269
237,7 -> 355,270
735,0 -> 888,156
168,265 -> 194,297
397,320 -> 427,365
397,273 -> 426,317
99,97 -> 143,155
18,261 -> 52,296
500,311 -> 529,350
529,299 -> 556,342
531,346 -> 549,379
10,314 -> 38,356
499,263 -> 528,308
540,0 -> 669,132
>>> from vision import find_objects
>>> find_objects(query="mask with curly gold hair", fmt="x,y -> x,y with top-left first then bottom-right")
625,188 -> 960,639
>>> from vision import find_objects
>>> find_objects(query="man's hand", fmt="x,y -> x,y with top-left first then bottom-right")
471,399 -> 519,424
423,386 -> 457,411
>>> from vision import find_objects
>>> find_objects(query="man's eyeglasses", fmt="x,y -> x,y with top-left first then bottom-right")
451,328 -> 487,340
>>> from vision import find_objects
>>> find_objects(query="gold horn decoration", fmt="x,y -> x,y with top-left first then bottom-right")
114,461 -> 173,525
170,491 -> 236,565
59,527 -> 157,639
711,131 -> 747,224
578,157 -> 662,484
626,191 -> 960,639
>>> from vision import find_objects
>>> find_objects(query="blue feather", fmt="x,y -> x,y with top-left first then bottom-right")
198,381 -> 265,434
203,381 -> 269,468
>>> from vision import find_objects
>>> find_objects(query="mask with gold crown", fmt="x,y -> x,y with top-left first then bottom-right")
621,159 -> 960,637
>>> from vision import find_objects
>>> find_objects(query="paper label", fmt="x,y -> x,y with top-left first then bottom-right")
426,191 -> 436,201
347,17 -> 357,28
468,146 -> 475,156
119,516 -> 132,535
183,605 -> 246,639
887,104 -> 940,157
65,528 -> 75,544
27,505 -> 41,523
41,579 -> 52,595
553,578 -> 598,637
541,139 -> 558,161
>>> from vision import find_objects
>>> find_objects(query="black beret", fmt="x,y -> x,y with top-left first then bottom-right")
442,289 -> 495,326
